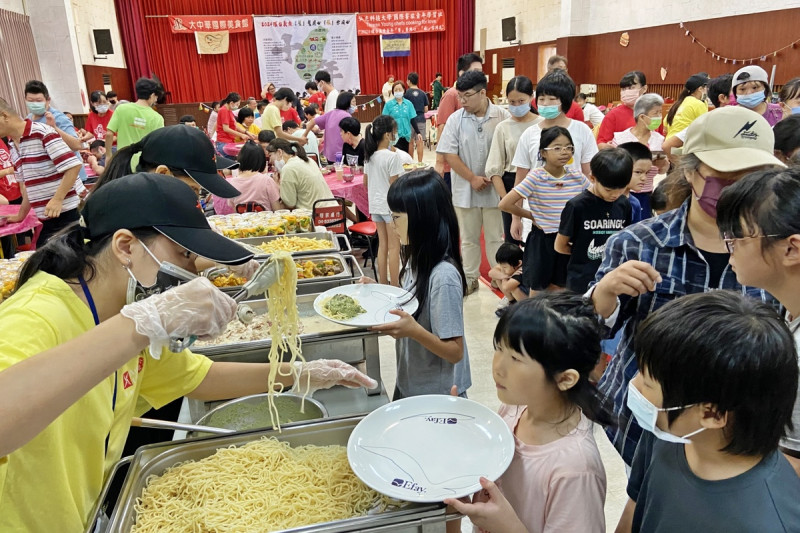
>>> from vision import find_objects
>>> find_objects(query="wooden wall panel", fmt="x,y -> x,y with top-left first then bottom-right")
480,8 -> 800,102
82,65 -> 133,102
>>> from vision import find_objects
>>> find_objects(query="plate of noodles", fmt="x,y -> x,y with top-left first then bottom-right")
347,395 -> 515,502
313,284 -> 418,327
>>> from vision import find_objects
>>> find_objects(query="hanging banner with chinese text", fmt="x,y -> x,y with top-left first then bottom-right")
253,15 -> 361,94
168,15 -> 253,33
356,11 -> 445,36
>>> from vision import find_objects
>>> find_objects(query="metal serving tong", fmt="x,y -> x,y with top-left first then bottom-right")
168,258 -> 284,352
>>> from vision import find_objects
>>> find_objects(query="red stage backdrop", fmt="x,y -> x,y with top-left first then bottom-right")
115,0 -> 475,103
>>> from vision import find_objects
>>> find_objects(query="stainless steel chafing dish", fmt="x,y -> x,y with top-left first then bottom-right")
237,231 -> 352,259
205,253 -> 364,297
95,416 -> 447,533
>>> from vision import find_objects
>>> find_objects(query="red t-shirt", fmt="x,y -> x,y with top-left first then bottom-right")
308,92 -> 326,110
596,105 -> 635,144
85,111 -> 114,144
216,106 -> 237,143
280,107 -> 302,125
565,101 -> 584,122
0,138 -> 21,201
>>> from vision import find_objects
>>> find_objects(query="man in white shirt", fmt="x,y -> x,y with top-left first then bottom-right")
437,71 -> 510,294
315,70 -> 339,114
575,93 -> 605,127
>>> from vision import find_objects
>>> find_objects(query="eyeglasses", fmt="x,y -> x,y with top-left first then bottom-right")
543,146 -> 575,154
722,233 -> 783,254
457,91 -> 481,103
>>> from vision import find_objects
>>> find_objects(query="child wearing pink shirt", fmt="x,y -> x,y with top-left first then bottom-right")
447,293 -> 610,533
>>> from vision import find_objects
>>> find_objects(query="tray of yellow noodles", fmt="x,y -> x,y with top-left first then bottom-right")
96,416 -> 445,533
235,231 -> 351,259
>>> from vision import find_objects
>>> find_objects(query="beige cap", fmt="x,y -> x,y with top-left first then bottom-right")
675,106 -> 785,172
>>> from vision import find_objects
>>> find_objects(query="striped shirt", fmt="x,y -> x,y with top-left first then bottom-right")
594,200 -> 776,465
513,167 -> 589,233
10,120 -> 81,219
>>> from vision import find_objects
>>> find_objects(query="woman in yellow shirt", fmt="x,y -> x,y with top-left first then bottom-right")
0,173 -> 375,532
663,73 -> 709,138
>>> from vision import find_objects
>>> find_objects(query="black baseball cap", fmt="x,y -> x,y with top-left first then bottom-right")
138,125 -> 241,198
80,173 -> 253,265
215,155 -> 239,171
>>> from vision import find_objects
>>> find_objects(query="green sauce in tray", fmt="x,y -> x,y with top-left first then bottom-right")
204,396 -> 324,432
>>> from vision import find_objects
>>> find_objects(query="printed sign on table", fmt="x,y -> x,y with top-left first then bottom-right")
253,15 -> 361,93
356,11 -> 445,36
168,15 -> 253,33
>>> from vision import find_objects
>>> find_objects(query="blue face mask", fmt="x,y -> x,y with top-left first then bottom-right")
349,106 -> 357,114
538,104 -> 561,120
26,101 -> 47,116
508,103 -> 531,118
791,106 -> 800,115
735,90 -> 766,109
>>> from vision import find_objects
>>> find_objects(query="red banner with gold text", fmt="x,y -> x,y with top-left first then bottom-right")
168,15 -> 253,33
356,11 -> 445,36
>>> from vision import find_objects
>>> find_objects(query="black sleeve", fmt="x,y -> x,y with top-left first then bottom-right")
627,432 -> 654,502
559,200 -> 576,237
622,196 -> 632,226
410,118 -> 420,135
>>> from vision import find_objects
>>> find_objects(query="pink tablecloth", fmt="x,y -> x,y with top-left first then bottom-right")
0,205 -> 42,244
322,171 -> 369,216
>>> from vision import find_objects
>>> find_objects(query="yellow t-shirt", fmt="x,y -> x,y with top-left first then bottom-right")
248,123 -> 262,136
664,96 -> 708,138
262,104 -> 283,133
0,272 -> 213,533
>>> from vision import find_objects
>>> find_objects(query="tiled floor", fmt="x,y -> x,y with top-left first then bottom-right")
377,145 -> 627,532
376,282 -> 628,532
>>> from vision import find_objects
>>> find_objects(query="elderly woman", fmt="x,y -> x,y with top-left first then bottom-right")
591,106 -> 785,467
610,93 -> 669,216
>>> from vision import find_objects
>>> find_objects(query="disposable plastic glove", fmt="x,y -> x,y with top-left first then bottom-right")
292,359 -> 378,396
227,259 -> 261,278
120,277 -> 237,359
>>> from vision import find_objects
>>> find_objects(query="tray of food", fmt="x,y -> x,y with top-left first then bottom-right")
0,251 -> 35,300
204,253 -> 360,295
208,210 -> 314,239
402,162 -> 428,172
236,232 -> 351,259
192,292 -> 372,356
98,416 -> 445,533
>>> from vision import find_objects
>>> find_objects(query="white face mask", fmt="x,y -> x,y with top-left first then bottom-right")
626,381 -> 706,444
394,91 -> 404,100
275,159 -> 285,172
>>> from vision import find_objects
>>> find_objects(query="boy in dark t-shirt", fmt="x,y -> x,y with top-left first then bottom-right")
555,148 -> 632,292
615,291 -> 800,532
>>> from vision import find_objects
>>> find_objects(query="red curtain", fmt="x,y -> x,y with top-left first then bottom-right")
121,0 -> 474,103
114,0 -> 151,91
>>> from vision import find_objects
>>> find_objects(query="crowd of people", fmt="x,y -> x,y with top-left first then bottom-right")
2,46 -> 800,533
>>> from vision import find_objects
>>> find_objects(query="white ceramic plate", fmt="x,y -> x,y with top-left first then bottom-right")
313,284 -> 418,327
347,395 -> 515,502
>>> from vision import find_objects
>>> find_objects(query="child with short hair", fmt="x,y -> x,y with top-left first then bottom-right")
617,142 -> 653,223
499,126 -> 589,295
649,181 -> 668,216
446,293 -> 611,533
616,291 -> 800,532
488,243 -> 528,315
555,148 -> 632,293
